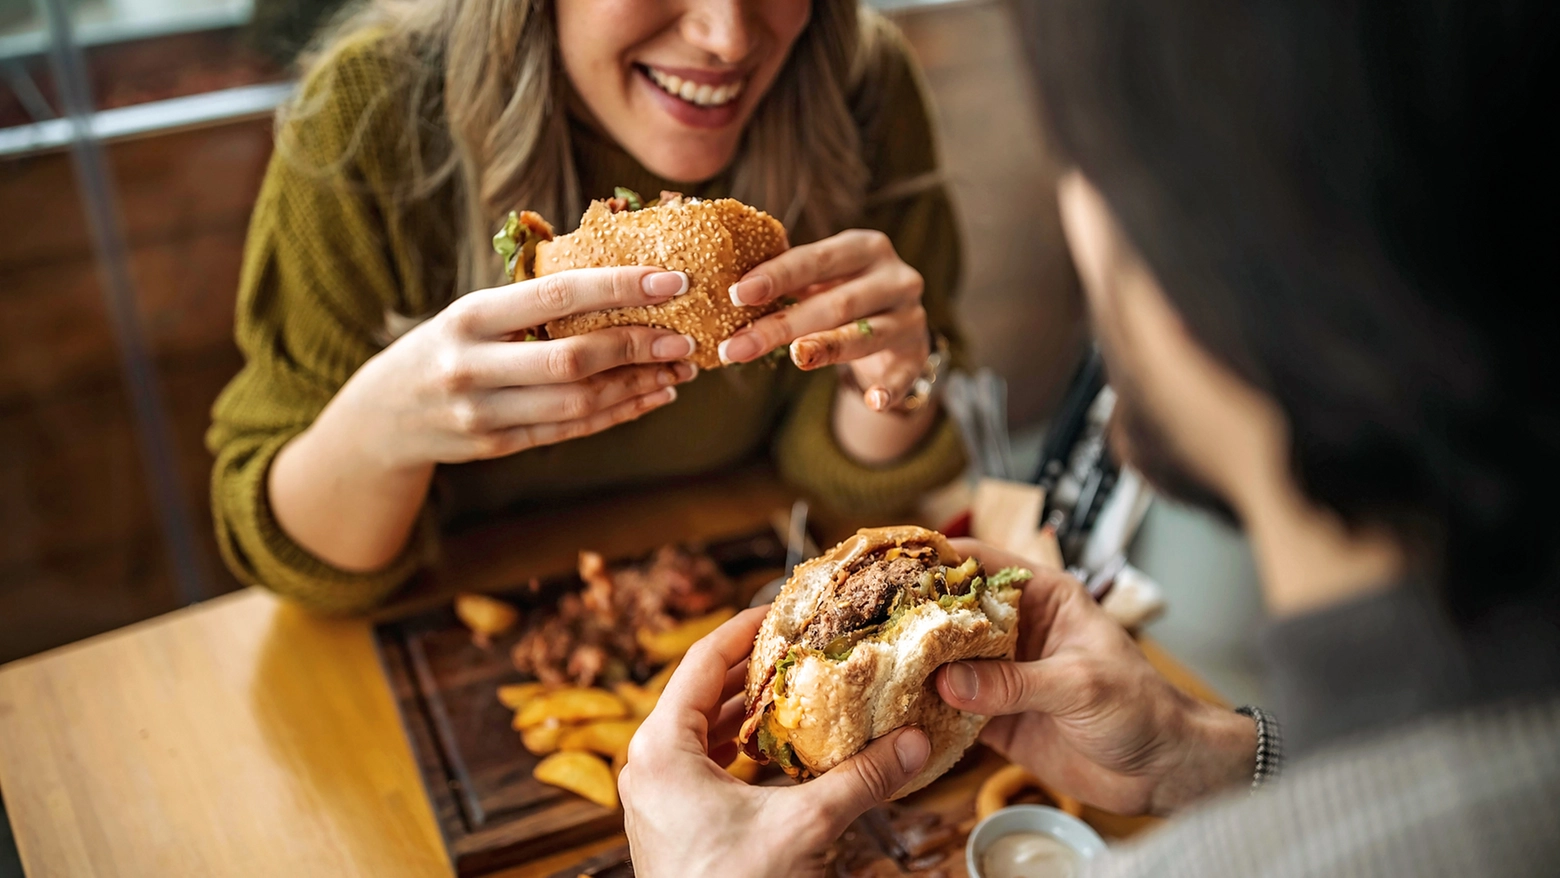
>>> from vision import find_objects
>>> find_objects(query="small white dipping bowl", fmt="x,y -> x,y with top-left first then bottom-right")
966,805 -> 1108,878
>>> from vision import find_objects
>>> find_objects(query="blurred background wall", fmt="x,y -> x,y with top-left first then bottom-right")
0,0 -> 1258,705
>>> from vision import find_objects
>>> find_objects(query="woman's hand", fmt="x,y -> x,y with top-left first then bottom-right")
268,267 -> 699,572
934,540 -> 1257,816
337,266 -> 700,470
719,229 -> 930,412
620,607 -> 931,878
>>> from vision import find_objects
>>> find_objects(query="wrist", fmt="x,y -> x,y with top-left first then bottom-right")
831,378 -> 938,465
1147,699 -> 1259,815
324,358 -> 434,477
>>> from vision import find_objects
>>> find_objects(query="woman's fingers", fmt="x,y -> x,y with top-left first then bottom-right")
455,267 -> 690,338
728,230 -> 889,307
471,362 -> 696,430
788,306 -> 927,372
848,343 -> 931,410
718,271 -> 911,365
488,384 -> 680,457
462,326 -> 697,388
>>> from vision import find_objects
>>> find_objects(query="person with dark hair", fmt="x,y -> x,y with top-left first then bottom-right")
614,1 -> 1560,874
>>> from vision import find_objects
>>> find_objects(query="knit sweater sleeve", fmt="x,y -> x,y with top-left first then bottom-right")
774,25 -> 968,517
206,38 -> 441,613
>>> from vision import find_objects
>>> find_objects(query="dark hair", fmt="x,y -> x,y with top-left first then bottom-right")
1017,1 -> 1560,622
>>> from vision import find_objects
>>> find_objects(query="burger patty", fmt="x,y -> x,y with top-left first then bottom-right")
802,556 -> 931,649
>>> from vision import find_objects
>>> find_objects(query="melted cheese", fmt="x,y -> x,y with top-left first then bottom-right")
773,693 -> 804,729
945,556 -> 980,588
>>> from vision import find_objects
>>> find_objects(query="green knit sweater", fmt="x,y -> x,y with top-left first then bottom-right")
207,29 -> 968,613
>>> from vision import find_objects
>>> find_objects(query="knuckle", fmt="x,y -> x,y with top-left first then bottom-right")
435,350 -> 473,392
625,731 -> 659,771
545,342 -> 585,381
561,415 -> 596,440
1074,664 -> 1108,704
766,311 -> 793,345
829,293 -> 857,328
471,430 -> 508,458
622,329 -> 653,364
992,662 -> 1032,708
613,269 -> 642,306
857,228 -> 891,254
532,274 -> 574,314
850,753 -> 895,801
450,398 -> 483,433
637,366 -> 666,393
560,385 -> 597,421
442,300 -> 477,336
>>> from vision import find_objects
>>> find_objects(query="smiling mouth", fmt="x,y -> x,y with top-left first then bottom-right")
640,65 -> 746,108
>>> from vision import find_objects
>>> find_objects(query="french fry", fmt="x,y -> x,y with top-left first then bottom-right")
497,682 -> 549,710
534,750 -> 618,809
518,718 -> 565,755
613,682 -> 659,719
514,687 -> 627,730
455,593 -> 519,645
636,609 -> 736,663
645,659 -> 681,694
725,752 -> 761,784
976,763 -> 1083,820
557,719 -> 640,758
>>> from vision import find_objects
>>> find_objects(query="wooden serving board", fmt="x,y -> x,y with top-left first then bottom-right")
373,529 -> 788,877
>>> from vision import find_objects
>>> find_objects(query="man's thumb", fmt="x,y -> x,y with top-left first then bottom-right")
936,659 -> 1061,716
802,727 -> 930,829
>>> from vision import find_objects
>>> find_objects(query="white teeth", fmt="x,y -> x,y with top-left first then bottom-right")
644,66 -> 744,107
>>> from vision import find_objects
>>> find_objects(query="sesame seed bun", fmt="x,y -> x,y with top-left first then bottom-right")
532,198 -> 789,370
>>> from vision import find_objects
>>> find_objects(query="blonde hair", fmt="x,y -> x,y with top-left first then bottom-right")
283,0 -> 898,298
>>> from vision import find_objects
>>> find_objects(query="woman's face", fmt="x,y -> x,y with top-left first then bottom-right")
556,0 -> 812,184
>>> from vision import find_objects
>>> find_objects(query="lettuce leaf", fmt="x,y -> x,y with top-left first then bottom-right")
613,186 -> 645,211
988,567 -> 1034,588
492,210 -> 521,275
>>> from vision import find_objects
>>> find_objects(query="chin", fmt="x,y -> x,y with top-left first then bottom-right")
629,139 -> 741,185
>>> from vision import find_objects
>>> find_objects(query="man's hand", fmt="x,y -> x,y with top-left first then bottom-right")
935,540 -> 1256,816
620,607 -> 931,878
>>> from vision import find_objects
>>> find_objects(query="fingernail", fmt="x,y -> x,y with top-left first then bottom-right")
673,361 -> 698,383
643,271 -> 689,298
728,276 -> 772,307
866,387 -> 892,411
657,386 -> 678,404
895,728 -> 930,773
718,334 -> 760,364
790,339 -> 820,369
945,662 -> 979,702
652,334 -> 696,359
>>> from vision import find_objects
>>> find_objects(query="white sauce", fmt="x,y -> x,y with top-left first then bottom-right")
980,831 -> 1080,878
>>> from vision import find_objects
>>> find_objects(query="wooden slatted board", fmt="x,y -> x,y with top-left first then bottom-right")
373,530 -> 787,876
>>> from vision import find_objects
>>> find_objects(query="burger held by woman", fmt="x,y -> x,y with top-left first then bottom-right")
209,0 -> 969,611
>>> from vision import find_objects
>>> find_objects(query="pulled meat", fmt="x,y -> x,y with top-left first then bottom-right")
511,546 -> 735,686
802,556 -> 930,649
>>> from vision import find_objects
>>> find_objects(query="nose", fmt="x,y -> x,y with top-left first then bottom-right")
679,0 -> 757,64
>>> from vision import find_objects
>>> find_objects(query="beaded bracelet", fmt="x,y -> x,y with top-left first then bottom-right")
1235,705 -> 1284,791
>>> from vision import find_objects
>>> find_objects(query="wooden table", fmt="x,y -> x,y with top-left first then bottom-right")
0,468 -> 1220,878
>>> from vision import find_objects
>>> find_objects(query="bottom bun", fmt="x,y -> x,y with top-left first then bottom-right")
764,585 -> 1020,796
